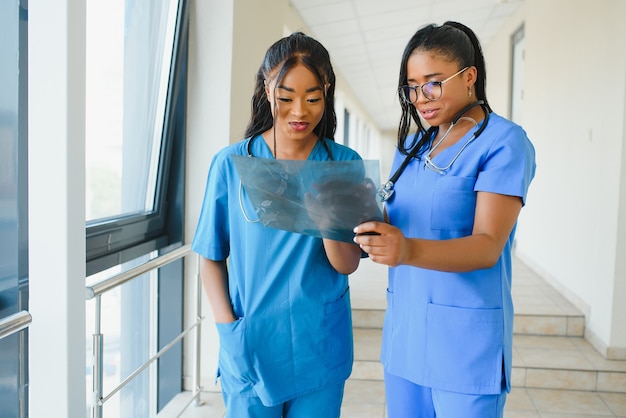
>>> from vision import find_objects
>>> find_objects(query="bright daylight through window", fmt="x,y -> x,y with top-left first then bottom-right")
86,0 -> 178,222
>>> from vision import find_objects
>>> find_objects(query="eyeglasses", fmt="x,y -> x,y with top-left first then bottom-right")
399,67 -> 469,103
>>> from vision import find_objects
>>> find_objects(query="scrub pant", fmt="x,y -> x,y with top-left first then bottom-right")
384,371 -> 507,418
222,382 -> 345,418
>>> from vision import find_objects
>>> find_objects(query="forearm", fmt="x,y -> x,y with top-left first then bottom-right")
354,192 -> 522,271
404,233 -> 504,273
403,193 -> 523,272
323,239 -> 361,274
199,257 -> 236,323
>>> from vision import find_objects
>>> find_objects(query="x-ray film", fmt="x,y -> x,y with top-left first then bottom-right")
232,155 -> 384,242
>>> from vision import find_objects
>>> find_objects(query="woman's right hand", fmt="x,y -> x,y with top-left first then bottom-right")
353,221 -> 412,267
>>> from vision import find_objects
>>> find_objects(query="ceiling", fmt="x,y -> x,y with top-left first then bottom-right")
289,0 -> 524,132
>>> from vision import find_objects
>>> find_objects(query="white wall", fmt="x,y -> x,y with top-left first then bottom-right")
485,0 -> 626,359
615,76 -> 626,358
185,0 -> 235,393
28,1 -> 87,416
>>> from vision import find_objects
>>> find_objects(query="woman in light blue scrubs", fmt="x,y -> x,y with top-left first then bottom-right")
192,33 -> 363,418
354,22 -> 536,418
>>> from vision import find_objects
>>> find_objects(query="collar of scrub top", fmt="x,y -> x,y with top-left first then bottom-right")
378,100 -> 489,202
246,134 -> 334,161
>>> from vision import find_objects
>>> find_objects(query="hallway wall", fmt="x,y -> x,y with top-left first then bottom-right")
485,0 -> 626,359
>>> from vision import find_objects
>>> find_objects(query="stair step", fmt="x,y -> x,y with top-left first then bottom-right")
349,327 -> 626,393
512,335 -> 626,393
352,308 -> 384,329
353,307 -> 585,337
514,313 -> 584,337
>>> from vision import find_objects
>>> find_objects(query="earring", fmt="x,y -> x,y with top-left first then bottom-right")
468,88 -> 472,97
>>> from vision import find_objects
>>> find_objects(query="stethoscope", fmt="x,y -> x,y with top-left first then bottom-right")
378,100 -> 490,202
239,134 -> 334,223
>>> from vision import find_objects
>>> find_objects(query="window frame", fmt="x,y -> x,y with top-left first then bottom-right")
0,1 -> 30,416
85,0 -> 188,277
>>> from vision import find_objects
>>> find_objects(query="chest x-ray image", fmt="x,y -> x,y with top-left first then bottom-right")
232,155 -> 384,242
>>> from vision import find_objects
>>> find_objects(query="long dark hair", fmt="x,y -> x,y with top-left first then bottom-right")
397,21 -> 492,156
245,32 -> 337,141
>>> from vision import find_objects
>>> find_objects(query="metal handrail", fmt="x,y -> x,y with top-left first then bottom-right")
99,320 -> 200,406
86,244 -> 192,300
86,243 -> 204,418
0,310 -> 32,340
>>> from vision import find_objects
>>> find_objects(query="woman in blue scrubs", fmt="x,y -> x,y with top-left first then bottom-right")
192,32 -> 363,418
354,22 -> 536,418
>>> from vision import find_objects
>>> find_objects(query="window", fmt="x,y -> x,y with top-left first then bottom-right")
85,0 -> 187,276
86,0 -> 177,221
0,1 -> 29,416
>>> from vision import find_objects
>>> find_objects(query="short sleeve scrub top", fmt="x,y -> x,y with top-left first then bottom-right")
192,135 -> 362,406
382,112 -> 536,395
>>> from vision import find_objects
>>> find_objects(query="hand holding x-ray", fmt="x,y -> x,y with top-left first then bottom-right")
232,155 -> 384,242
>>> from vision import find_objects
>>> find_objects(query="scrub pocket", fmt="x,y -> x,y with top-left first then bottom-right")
322,288 -> 353,369
424,303 -> 503,394
215,317 -> 256,395
431,176 -> 476,232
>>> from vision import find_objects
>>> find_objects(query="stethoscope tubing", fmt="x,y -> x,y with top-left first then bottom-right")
378,100 -> 490,202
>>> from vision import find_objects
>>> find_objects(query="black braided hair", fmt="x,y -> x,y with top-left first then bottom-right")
396,22 -> 491,157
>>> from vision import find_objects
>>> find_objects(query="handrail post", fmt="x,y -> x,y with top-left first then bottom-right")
193,253 -> 204,406
92,295 -> 103,418
84,244 -> 198,416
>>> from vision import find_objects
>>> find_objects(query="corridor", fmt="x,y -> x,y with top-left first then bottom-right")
160,257 -> 626,417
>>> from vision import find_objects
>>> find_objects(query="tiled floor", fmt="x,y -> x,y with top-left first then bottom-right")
159,256 -> 626,418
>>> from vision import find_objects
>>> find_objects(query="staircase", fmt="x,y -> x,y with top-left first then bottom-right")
161,256 -> 626,417
347,257 -> 626,395
508,258 -> 626,395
